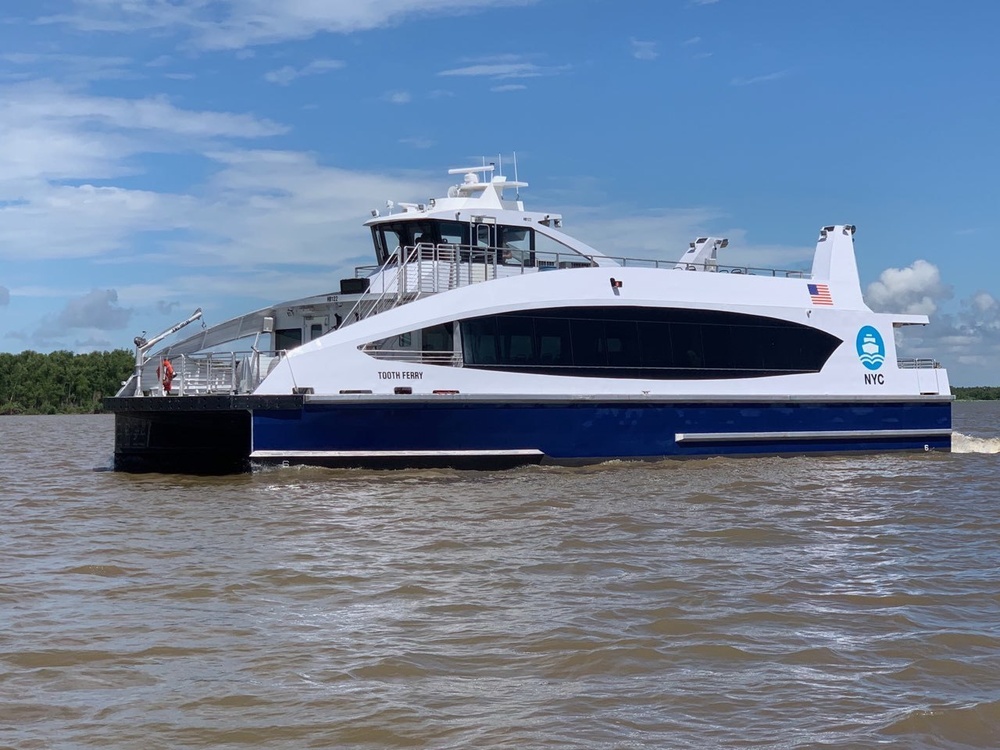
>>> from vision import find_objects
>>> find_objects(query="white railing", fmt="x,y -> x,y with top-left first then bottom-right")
354,246 -> 809,283
361,349 -> 463,366
897,358 -> 941,370
145,350 -> 289,396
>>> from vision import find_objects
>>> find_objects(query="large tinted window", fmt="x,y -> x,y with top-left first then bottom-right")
459,307 -> 841,379
536,317 -> 572,366
462,317 -> 498,364
422,322 -> 454,352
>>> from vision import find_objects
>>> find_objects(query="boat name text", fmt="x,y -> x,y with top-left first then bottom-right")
377,370 -> 424,380
864,373 -> 885,386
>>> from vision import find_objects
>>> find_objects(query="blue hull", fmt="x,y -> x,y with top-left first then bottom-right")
251,399 -> 952,467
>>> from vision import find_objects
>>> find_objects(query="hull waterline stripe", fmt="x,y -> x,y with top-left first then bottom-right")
302,393 -> 953,405
674,428 -> 953,443
250,449 -> 545,459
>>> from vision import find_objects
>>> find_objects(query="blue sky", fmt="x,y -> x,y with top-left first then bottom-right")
1,0 -> 998,384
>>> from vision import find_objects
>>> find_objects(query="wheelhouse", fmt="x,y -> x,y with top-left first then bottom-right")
371,217 -> 578,270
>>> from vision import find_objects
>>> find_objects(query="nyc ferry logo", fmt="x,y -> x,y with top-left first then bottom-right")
857,326 -> 886,384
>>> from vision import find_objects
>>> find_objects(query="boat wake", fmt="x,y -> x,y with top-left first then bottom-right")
952,432 -> 1000,454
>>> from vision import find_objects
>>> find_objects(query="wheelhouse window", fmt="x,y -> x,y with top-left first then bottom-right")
374,220 -> 470,262
376,225 -> 405,264
371,218 -> 589,267
498,225 -> 534,267
458,307 -> 842,379
411,220 -> 466,246
535,231 -> 589,269
474,223 -> 494,248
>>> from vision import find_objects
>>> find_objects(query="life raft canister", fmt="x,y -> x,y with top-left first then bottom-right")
157,359 -> 175,393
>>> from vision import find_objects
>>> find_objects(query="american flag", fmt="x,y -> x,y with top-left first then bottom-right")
808,283 -> 833,305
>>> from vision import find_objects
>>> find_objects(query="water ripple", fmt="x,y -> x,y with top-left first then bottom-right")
1,406 -> 999,748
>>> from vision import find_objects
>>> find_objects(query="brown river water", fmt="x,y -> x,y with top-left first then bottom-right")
2,402 -> 1000,749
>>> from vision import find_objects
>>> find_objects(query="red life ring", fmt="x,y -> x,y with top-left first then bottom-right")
157,359 -> 175,393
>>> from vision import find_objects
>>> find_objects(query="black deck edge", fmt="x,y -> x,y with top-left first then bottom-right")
103,394 -> 303,413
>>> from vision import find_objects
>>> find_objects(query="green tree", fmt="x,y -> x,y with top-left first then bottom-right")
952,386 -> 1000,400
0,349 -> 133,414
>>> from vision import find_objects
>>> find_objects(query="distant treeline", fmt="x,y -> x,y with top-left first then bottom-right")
952,386 -> 1000,401
0,349 -> 133,415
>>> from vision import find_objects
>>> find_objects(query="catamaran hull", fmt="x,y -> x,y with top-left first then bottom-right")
107,395 -> 952,474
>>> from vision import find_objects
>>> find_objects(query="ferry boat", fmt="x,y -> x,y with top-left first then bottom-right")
105,164 -> 952,473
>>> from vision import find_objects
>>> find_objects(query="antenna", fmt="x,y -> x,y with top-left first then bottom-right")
498,153 -> 502,178
447,165 -> 494,175
513,151 -> 519,200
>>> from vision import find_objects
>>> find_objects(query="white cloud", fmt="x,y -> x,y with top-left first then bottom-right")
4,146 -> 442,349
0,57 -> 448,349
683,36 -> 702,45
491,84 -> 527,92
0,184 -> 196,261
0,81 -> 285,142
889,286 -> 1000,384
552,203 -> 812,269
383,90 -> 412,105
731,70 -> 788,86
159,149 -> 437,269
5,286 -> 73,300
264,58 -> 345,85
970,291 -> 998,314
630,39 -> 659,61
55,288 -> 132,330
1,52 -> 134,82
40,0 -> 195,33
439,56 -> 569,80
865,259 -> 951,315
399,137 -> 434,149
554,207 -> 718,258
74,336 -> 114,351
44,0 -> 540,50
0,82 -> 289,262
862,260 -> 1000,382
